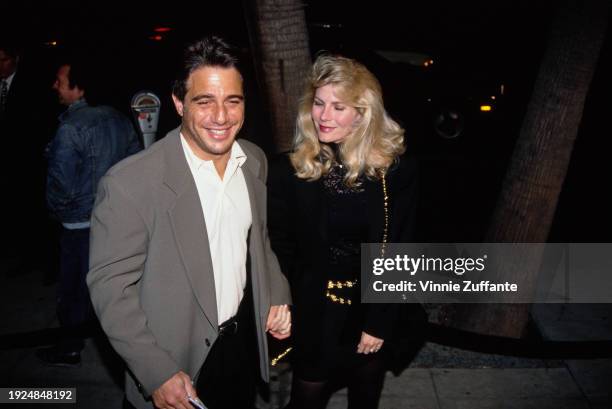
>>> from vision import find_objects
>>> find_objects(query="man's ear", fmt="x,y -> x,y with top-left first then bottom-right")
172,94 -> 184,117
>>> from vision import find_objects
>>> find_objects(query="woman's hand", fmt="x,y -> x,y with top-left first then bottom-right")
357,331 -> 384,354
266,304 -> 291,340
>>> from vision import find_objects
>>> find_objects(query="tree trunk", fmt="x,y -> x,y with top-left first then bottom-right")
244,0 -> 311,152
447,0 -> 609,337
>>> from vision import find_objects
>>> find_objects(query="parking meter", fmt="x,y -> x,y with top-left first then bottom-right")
131,91 -> 161,148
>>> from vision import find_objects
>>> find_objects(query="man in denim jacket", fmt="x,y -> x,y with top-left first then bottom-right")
38,58 -> 141,366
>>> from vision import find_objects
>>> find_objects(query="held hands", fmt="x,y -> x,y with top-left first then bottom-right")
152,371 -> 198,409
266,304 -> 291,340
357,331 -> 384,354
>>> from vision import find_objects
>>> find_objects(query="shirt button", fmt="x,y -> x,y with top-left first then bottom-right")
205,338 -> 211,347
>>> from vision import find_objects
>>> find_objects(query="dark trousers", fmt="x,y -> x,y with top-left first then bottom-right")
195,292 -> 258,409
57,227 -> 92,353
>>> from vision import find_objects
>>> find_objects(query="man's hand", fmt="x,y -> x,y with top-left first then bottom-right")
266,304 -> 291,340
152,371 -> 198,409
357,331 -> 384,354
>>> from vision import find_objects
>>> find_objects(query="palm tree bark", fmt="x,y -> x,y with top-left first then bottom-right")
447,0 -> 609,337
244,0 -> 311,152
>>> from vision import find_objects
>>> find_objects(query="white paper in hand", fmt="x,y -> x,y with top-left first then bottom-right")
188,396 -> 207,409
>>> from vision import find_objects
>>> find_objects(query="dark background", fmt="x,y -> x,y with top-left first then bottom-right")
3,0 -> 611,243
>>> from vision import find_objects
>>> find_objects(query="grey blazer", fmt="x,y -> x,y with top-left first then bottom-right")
87,128 -> 291,409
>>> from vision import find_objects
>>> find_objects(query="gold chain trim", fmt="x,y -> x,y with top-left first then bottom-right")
325,290 -> 353,305
380,169 -> 389,258
327,279 -> 357,289
270,346 -> 293,367
326,279 -> 357,304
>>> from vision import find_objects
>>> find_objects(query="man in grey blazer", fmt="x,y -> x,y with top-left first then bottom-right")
87,36 -> 291,409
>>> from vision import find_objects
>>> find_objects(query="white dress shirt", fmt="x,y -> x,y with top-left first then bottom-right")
181,134 -> 252,325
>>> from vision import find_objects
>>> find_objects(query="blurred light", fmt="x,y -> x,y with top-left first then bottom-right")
311,22 -> 343,29
500,84 -> 505,95
44,41 -> 58,47
429,59 -> 434,65
154,27 -> 172,33
423,61 -> 430,67
480,105 -> 492,112
149,35 -> 163,41
427,98 -> 432,102
491,95 -> 496,100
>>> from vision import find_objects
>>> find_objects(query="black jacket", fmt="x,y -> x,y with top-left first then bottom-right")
268,153 -> 424,342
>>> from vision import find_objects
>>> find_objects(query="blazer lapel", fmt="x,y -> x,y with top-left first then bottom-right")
163,129 -> 218,329
239,142 -> 265,229
237,141 -> 268,319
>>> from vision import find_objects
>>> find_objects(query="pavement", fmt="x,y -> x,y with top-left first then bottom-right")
1,266 -> 611,409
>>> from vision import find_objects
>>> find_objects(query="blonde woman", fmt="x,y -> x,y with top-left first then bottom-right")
268,54 -> 421,409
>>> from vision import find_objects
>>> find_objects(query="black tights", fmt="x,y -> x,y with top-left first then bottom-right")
287,356 -> 386,409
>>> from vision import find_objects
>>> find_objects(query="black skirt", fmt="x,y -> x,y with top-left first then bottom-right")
290,278 -> 383,382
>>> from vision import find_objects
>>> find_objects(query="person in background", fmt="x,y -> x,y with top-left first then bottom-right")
0,40 -> 58,279
268,54 -> 423,409
37,56 -> 141,366
0,42 -> 19,122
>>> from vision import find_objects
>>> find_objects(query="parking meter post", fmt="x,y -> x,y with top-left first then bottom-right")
131,92 -> 161,149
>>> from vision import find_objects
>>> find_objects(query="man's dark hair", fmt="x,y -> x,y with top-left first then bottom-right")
172,36 -> 242,101
55,52 -> 93,93
0,38 -> 22,59
67,58 -> 93,92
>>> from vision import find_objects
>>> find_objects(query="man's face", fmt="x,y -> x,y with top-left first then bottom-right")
172,66 -> 245,162
52,65 -> 84,106
0,50 -> 17,79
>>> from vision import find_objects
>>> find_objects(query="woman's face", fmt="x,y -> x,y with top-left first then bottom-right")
311,84 -> 361,144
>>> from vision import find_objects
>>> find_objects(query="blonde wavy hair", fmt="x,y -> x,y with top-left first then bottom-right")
290,54 -> 405,185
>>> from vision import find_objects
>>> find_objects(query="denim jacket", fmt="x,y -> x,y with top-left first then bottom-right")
47,99 -> 142,224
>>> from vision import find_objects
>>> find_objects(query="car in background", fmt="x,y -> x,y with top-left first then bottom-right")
308,22 -> 510,155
